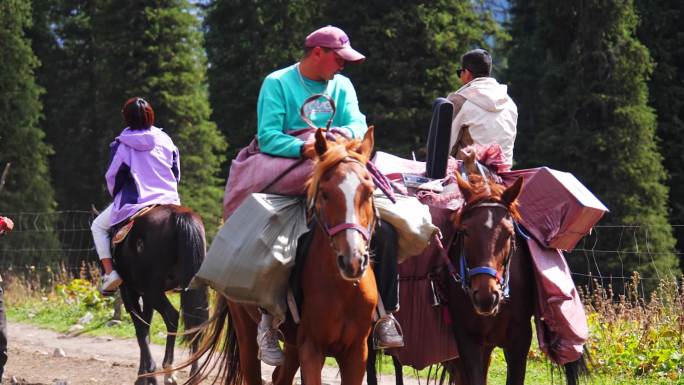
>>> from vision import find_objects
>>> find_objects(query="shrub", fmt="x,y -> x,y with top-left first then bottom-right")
583,273 -> 684,380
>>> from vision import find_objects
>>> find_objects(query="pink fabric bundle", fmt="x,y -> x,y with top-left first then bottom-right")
526,238 -> 589,364
501,167 -> 608,251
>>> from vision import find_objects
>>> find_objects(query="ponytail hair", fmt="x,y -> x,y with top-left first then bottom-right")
122,97 -> 154,130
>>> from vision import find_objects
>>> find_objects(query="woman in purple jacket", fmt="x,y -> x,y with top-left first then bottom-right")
91,97 -> 181,293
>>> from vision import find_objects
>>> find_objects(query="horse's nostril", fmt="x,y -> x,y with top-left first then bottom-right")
337,254 -> 345,270
492,291 -> 500,306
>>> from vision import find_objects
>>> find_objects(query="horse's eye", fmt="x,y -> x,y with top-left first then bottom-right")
321,191 -> 329,201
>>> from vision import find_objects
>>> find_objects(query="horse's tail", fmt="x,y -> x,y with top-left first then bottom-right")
174,210 -> 209,344
180,295 -> 242,385
174,210 -> 205,288
180,287 -> 209,344
564,349 -> 591,385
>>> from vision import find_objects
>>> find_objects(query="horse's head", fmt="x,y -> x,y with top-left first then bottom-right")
452,169 -> 523,316
307,127 -> 376,281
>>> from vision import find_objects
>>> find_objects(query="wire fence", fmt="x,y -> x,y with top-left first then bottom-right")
0,211 -> 682,296
0,210 -> 98,277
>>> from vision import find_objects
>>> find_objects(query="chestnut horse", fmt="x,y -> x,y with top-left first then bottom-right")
182,127 -> 379,385
443,168 -> 587,385
113,205 -> 209,385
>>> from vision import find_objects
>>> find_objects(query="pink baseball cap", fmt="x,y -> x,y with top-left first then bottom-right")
305,26 -> 365,63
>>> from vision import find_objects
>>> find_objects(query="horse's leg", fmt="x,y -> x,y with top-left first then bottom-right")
365,338 -> 377,385
391,355 -> 403,385
451,329 -> 485,385
230,304 -> 263,385
121,287 -> 158,385
481,345 -> 495,384
152,293 -> 180,385
337,341 -> 368,385
298,340 -> 325,385
273,343 -> 299,385
503,323 -> 532,385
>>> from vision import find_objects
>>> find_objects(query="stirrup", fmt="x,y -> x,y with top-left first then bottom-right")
372,316 -> 404,350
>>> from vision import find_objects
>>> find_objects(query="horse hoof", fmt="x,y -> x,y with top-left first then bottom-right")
134,378 -> 156,385
164,373 -> 178,385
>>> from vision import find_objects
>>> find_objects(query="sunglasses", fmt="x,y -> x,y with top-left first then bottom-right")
456,68 -> 468,77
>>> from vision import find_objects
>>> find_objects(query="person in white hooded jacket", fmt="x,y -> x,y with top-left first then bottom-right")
447,49 -> 518,168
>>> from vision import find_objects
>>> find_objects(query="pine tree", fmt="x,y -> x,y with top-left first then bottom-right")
0,0 -> 55,213
29,0 -> 101,210
507,0 -> 679,289
502,0 -> 541,168
93,0 -> 226,233
0,0 -> 59,266
635,0 -> 684,268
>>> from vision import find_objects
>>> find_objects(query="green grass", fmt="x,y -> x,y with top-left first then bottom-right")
6,278 -> 181,345
5,273 -> 684,384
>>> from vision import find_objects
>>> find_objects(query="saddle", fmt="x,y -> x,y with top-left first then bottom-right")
110,205 -> 158,246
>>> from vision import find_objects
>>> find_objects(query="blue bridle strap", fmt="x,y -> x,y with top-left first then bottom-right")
457,201 -> 515,298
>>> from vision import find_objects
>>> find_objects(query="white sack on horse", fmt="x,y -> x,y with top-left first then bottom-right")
373,191 -> 438,263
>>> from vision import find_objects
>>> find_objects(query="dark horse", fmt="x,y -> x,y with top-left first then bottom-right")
113,205 -> 209,385
366,157 -> 588,385
443,166 -> 587,385
180,127 -> 379,385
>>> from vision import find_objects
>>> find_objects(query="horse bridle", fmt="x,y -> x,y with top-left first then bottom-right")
455,200 -> 516,299
308,157 -> 378,253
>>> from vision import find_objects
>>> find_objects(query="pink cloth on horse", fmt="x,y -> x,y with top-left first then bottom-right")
390,207 -> 460,369
526,238 -> 588,365
500,167 -> 608,251
222,129 -> 314,220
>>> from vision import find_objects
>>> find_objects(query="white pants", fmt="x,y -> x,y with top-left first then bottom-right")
91,204 -> 113,261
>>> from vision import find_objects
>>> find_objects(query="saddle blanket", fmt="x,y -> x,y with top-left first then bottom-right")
222,129 -> 314,220
111,205 -> 158,245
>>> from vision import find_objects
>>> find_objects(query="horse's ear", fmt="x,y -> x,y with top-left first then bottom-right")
458,148 -> 478,175
501,177 -> 523,208
314,128 -> 327,156
357,126 -> 374,158
455,171 -> 474,202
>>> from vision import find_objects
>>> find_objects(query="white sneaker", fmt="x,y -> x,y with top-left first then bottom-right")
257,325 -> 285,366
101,270 -> 123,292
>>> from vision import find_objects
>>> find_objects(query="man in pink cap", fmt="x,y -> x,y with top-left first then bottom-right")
252,25 -> 367,160
230,25 -> 404,366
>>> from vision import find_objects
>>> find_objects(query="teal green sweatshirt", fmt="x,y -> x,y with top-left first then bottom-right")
257,63 -> 367,158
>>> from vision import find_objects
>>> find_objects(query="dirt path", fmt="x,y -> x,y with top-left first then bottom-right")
2,321 -> 408,385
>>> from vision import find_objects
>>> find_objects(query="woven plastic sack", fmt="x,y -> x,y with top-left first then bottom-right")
195,193 -> 308,323
374,192 -> 439,263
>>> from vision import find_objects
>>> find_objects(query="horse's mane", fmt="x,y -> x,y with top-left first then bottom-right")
306,138 -> 368,205
459,173 -> 521,221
